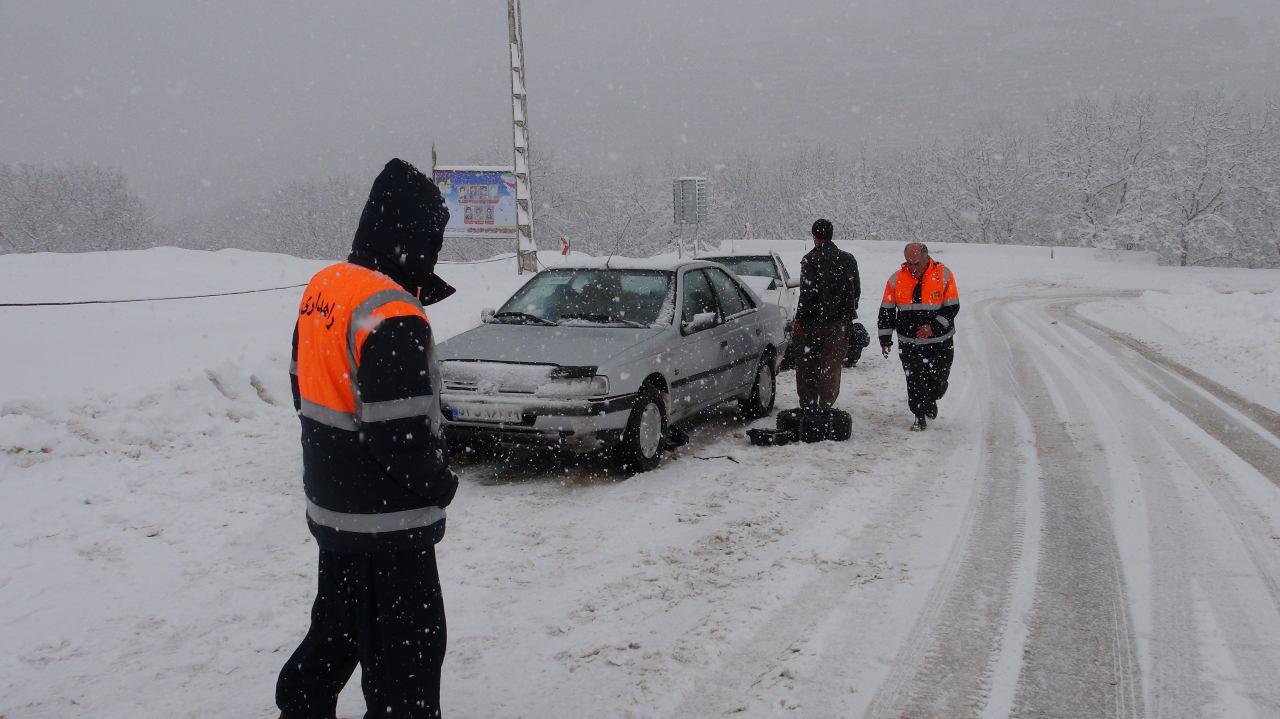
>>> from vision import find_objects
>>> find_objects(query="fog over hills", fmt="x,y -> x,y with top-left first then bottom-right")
3,1 -> 1276,219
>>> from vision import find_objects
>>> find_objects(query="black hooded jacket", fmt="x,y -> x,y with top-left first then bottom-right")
348,158 -> 457,305
794,241 -> 861,327
290,159 -> 459,552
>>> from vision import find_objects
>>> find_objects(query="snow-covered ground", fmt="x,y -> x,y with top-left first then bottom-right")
2,241 -> 1279,718
1078,287 -> 1280,411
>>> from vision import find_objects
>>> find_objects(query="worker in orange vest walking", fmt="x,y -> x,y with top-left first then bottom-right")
277,158 -> 459,718
877,243 -> 960,431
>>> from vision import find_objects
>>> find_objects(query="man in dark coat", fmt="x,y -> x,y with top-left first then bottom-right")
792,219 -> 861,409
277,158 -> 458,718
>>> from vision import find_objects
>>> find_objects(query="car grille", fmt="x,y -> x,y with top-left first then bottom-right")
443,380 -> 535,395
440,361 -> 554,395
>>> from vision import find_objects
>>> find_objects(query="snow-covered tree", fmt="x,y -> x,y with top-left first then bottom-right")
0,162 -> 155,253
1036,95 -> 1163,251
1152,89 -> 1247,266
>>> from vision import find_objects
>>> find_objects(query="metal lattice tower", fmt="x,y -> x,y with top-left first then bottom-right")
509,0 -> 536,273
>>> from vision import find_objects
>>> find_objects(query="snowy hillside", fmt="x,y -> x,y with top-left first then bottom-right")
2,243 -> 1279,718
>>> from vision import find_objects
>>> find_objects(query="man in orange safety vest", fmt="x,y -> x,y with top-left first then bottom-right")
277,158 -> 458,718
877,243 -> 960,431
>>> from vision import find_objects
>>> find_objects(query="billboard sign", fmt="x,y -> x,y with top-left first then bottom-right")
673,176 -> 707,224
433,166 -> 518,240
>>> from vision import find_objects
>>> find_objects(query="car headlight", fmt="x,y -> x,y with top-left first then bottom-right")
536,375 -> 609,398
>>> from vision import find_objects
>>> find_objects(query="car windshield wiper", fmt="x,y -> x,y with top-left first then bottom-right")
559,313 -> 646,328
491,311 -> 557,326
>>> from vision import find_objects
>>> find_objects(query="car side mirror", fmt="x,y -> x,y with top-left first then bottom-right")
683,311 -> 718,334
785,278 -> 801,289
481,308 -> 496,323
767,279 -> 778,291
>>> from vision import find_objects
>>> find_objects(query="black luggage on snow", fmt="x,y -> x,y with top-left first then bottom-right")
747,427 -> 797,446
777,407 -> 853,443
845,322 -> 870,367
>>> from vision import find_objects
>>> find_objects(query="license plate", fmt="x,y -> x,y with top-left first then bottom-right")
450,403 -> 524,424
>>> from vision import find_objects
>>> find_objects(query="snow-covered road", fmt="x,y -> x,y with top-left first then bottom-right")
3,244 -> 1279,718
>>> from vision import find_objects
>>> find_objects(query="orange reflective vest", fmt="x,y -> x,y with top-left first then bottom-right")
877,260 -> 960,346
290,261 -> 450,550
295,262 -> 435,430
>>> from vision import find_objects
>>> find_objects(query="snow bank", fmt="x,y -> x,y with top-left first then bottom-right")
0,248 -> 536,403
1079,288 -> 1280,410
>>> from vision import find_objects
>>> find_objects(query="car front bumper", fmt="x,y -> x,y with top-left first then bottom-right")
441,392 -> 635,452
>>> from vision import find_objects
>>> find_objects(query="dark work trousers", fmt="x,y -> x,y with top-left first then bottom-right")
899,340 -> 955,419
277,547 -> 446,719
796,321 -> 851,410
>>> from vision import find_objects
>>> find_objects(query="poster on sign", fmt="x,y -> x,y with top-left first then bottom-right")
433,166 -> 518,240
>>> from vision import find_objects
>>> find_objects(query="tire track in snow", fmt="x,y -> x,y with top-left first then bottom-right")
1068,307 -> 1280,487
1045,301 -> 1280,713
1061,303 -> 1280,612
991,298 -> 1145,719
662,356 -> 985,717
1006,300 -> 1205,718
1024,297 -> 1280,714
1072,310 -> 1280,444
864,298 -> 1036,719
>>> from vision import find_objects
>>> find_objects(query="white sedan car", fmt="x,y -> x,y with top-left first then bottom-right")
700,251 -> 800,360
437,258 -> 788,471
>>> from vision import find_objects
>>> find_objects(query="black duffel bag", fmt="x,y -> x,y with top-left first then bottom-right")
778,407 -> 853,443
845,322 -> 871,367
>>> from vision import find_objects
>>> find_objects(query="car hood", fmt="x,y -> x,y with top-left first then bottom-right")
438,322 -> 667,369
739,275 -> 779,302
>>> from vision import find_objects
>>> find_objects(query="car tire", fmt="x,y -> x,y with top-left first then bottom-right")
740,353 -> 777,419
615,386 -> 667,473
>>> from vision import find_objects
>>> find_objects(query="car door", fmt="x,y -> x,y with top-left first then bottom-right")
772,252 -> 799,322
704,267 -> 759,397
670,268 -> 725,413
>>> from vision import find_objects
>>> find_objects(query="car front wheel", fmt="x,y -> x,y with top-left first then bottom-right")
740,353 -> 777,419
615,386 -> 667,473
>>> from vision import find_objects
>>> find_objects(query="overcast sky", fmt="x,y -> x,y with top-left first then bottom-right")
3,0 -> 1277,219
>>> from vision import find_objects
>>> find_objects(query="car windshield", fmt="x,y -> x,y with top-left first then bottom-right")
495,269 -> 675,327
705,256 -> 779,281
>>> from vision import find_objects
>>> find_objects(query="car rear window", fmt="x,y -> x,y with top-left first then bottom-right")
705,256 -> 779,281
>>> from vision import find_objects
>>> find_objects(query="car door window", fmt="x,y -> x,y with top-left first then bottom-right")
775,255 -> 791,284
681,270 -> 720,327
706,268 -> 754,316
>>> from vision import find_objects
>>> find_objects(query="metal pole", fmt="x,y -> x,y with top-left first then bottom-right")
509,0 -> 535,273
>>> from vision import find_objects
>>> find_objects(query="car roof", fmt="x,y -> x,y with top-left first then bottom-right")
699,253 -> 773,261
553,256 -> 721,272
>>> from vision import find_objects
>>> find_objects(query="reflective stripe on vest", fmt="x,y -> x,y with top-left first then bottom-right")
360,394 -> 436,423
307,499 -> 445,534
898,329 -> 955,345
300,399 -> 360,430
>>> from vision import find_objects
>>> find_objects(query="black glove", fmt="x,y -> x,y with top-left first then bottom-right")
432,468 -> 460,508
